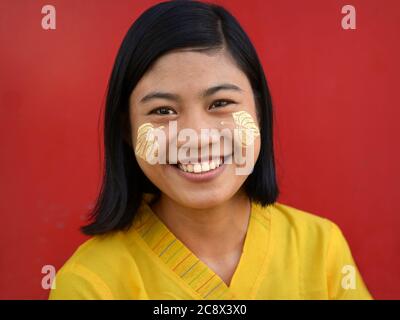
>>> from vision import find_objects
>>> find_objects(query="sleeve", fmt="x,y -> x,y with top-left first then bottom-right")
326,221 -> 373,300
48,263 -> 114,300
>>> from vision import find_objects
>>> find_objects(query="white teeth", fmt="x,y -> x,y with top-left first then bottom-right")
201,162 -> 210,171
193,163 -> 202,173
209,161 -> 215,170
177,158 -> 223,173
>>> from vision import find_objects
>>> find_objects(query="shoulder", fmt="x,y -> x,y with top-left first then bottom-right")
266,201 -> 336,234
59,230 -> 134,272
49,230 -> 138,299
259,202 -> 372,299
259,201 -> 342,254
261,201 -> 357,272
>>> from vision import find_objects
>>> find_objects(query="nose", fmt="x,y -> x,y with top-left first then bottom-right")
167,110 -> 227,163
181,108 -> 218,131
174,110 -> 220,146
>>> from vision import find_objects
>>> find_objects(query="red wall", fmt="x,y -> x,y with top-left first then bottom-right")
0,0 -> 399,299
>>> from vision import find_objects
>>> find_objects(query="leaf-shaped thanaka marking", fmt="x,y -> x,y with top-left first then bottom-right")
232,111 -> 260,146
135,123 -> 164,163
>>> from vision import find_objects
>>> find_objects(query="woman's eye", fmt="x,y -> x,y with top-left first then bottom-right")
150,107 -> 176,115
209,100 -> 234,110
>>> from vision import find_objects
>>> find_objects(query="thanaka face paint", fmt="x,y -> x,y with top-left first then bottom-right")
135,123 -> 165,164
134,112 -> 259,175
232,111 -> 260,147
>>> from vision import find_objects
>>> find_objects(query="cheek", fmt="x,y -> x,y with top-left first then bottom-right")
232,110 -> 260,147
133,122 -> 166,165
230,110 -> 261,170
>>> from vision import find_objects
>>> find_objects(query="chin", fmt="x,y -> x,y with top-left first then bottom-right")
173,190 -> 230,210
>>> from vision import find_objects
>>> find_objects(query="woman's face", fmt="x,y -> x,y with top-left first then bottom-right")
128,48 -> 261,209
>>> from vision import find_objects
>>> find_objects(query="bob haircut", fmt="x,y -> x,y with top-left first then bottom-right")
82,0 -> 279,235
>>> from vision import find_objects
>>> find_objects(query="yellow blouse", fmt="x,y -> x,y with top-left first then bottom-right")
48,194 -> 372,300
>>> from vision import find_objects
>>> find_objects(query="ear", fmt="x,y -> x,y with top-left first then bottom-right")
120,111 -> 132,147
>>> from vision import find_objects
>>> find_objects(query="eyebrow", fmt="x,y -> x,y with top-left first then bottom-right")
139,83 -> 243,104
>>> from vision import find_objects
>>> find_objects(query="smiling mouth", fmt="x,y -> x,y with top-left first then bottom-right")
170,155 -> 230,174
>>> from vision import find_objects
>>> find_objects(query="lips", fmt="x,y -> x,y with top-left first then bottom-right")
177,157 -> 223,173
170,154 -> 232,173
168,157 -> 227,183
166,154 -> 232,183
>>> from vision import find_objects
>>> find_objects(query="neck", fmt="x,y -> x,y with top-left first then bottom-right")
150,189 -> 251,259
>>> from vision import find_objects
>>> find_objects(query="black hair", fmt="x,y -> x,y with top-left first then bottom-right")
81,0 -> 279,235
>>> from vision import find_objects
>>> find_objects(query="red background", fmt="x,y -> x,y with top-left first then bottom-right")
0,0 -> 399,299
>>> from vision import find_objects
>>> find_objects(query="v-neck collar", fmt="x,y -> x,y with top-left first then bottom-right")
131,193 -> 271,300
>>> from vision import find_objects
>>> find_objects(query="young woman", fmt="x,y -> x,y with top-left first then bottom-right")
49,0 -> 372,299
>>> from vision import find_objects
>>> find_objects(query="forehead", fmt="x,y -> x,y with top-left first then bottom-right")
131,48 -> 251,99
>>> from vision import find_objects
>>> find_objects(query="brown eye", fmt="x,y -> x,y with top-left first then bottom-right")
150,107 -> 176,115
209,100 -> 234,110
